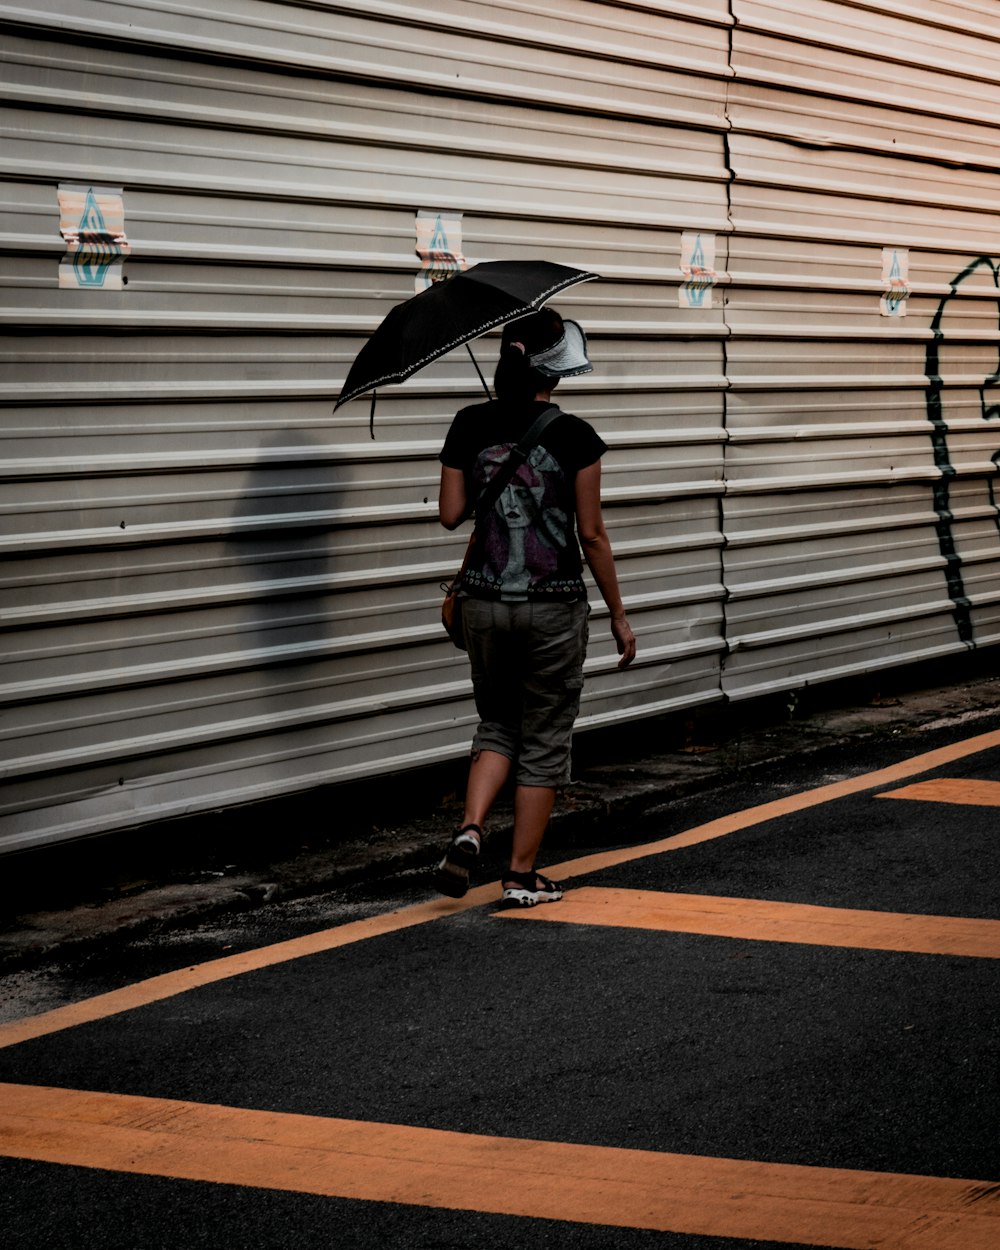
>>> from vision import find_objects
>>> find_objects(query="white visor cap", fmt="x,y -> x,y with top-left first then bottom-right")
527,319 -> 593,378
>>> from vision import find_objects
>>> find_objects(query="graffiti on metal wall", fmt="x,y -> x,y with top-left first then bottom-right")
881,248 -> 909,318
58,184 -> 130,289
924,256 -> 1000,645
679,232 -> 717,309
415,209 -> 465,291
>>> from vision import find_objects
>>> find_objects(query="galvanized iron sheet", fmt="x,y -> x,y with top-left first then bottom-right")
3,1 -> 1000,849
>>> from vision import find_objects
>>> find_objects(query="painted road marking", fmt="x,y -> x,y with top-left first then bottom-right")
3,726 -> 1000,1049
1,1083 -> 997,1249
497,887 -> 1000,958
0,891 -> 492,1050
879,777 -> 1000,807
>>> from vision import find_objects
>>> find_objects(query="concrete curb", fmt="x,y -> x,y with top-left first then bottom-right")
2,660 -> 998,972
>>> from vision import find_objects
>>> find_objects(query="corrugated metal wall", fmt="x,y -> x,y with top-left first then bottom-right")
723,0 -> 1000,697
3,1 -> 1000,852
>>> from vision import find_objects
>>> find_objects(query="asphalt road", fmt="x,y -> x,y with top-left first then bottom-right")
1,718 -> 999,1249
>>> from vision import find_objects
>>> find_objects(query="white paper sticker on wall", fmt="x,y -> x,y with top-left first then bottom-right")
415,210 -> 466,292
881,247 -> 909,317
679,232 -> 717,309
59,185 -> 130,290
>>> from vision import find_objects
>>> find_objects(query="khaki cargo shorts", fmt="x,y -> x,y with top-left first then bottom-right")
462,597 -> 590,787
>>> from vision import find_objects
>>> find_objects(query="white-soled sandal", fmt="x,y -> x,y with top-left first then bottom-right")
500,868 -> 563,908
433,823 -> 482,898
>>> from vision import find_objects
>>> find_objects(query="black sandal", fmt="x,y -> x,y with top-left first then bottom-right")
434,823 -> 482,898
500,868 -> 563,908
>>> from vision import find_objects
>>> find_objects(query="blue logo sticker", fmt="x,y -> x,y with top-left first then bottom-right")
72,188 -> 122,288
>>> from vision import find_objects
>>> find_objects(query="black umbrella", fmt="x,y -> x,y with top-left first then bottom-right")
334,260 -> 598,426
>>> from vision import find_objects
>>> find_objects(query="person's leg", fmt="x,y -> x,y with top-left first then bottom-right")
500,601 -> 588,906
435,600 -> 518,897
461,749 -> 513,838
508,784 -> 556,873
460,600 -> 519,840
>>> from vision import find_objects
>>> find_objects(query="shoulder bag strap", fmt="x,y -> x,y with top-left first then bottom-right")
472,405 -> 561,524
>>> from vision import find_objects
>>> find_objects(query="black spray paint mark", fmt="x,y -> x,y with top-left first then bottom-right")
923,256 -> 1000,646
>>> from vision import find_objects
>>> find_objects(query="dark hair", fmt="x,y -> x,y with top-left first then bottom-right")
493,307 -> 564,404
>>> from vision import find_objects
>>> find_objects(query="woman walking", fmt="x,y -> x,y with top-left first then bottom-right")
435,307 -> 636,906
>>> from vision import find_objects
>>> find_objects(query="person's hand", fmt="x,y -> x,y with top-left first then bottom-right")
611,614 -> 636,669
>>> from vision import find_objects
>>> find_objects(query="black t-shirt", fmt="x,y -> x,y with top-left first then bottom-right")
440,399 -> 607,601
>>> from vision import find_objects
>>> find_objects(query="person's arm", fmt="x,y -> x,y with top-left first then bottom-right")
575,460 -> 636,669
439,465 -> 468,530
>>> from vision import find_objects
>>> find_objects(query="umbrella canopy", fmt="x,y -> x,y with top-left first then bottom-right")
334,260 -> 598,410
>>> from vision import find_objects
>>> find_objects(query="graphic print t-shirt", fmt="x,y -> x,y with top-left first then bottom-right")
440,399 -> 607,602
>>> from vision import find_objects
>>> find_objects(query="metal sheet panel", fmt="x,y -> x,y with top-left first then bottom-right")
7,0 -> 1000,851
721,0 -> 1000,700
0,2 -> 732,849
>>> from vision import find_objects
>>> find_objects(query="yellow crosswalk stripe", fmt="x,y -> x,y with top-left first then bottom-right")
498,887 -> 1000,958
4,727 -> 1000,1049
879,777 -> 1000,807
1,1083 -> 997,1249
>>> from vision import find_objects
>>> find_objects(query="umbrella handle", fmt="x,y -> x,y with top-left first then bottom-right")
467,344 -> 492,399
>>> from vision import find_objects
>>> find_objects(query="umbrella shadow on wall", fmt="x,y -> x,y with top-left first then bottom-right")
924,256 -> 1000,646
226,430 -> 341,696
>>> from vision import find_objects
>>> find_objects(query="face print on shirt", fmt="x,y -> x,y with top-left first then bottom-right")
476,443 -> 570,597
